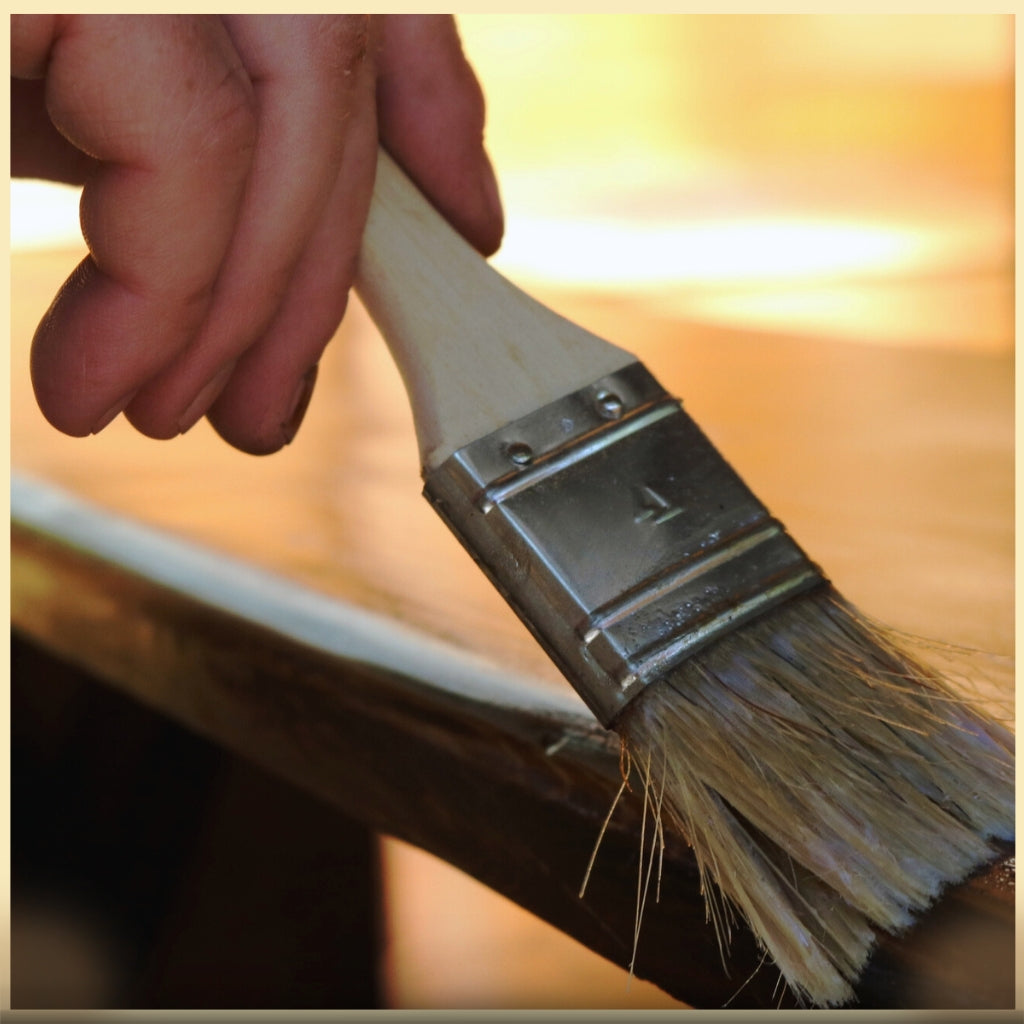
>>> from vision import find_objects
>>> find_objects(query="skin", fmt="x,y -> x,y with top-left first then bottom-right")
11,14 -> 504,454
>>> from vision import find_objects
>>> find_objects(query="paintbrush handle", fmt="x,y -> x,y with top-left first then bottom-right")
355,149 -> 634,471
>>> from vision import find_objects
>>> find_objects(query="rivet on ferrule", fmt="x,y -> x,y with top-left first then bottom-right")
506,441 -> 533,466
595,389 -> 624,420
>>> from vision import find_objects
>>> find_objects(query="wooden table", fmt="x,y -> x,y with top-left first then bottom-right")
10,244 -> 1015,1010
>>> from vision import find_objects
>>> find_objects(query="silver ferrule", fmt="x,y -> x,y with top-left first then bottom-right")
423,362 -> 826,727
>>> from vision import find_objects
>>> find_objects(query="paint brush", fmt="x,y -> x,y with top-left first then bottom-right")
354,150 -> 1014,1007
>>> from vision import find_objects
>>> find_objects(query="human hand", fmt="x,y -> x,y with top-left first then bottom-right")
11,14 -> 504,454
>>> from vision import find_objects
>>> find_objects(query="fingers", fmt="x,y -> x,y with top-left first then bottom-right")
206,45 -> 380,454
25,15 -> 258,436
376,15 -> 504,256
17,14 -> 503,452
123,15 -> 377,440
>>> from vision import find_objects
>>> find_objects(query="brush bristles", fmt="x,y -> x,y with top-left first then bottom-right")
615,586 -> 1014,1007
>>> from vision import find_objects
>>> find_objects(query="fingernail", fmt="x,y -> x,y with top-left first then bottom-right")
91,392 -> 136,435
281,365 -> 318,446
178,364 -> 235,435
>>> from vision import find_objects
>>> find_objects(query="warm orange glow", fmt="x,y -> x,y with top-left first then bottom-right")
461,13 -> 1012,350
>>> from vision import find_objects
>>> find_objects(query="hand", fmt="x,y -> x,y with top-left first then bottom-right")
11,14 -> 504,454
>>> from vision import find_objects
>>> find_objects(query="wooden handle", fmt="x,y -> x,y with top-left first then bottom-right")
354,150 -> 634,471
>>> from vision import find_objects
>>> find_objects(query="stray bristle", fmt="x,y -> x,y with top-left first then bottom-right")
615,585 -> 1014,1007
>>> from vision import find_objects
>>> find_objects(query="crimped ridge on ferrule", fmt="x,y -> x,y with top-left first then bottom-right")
612,567 -> 825,692
582,521 -> 790,638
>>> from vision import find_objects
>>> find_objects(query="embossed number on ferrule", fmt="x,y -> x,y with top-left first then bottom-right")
633,484 -> 684,525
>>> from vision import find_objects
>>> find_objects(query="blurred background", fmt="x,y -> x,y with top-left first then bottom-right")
10,13 -> 1014,1011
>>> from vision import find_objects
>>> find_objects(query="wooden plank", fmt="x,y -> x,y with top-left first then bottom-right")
11,475 -> 1014,1010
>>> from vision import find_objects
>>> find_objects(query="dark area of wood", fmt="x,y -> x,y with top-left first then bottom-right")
11,633 -> 384,1010
853,841 -> 1015,1009
11,512 -> 1015,1010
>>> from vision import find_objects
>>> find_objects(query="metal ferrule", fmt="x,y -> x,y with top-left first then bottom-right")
423,362 -> 826,727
